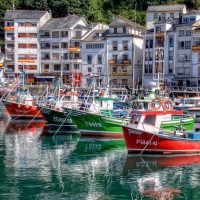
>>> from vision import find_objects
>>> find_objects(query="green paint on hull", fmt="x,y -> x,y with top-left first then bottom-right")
64,108 -> 125,133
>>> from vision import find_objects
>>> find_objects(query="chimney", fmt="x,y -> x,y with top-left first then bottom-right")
48,10 -> 52,19
159,15 -> 161,20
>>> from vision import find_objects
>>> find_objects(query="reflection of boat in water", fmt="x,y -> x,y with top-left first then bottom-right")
73,136 -> 125,154
122,154 -> 200,199
5,120 -> 45,134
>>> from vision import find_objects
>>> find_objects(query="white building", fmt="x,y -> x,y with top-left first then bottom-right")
39,14 -> 89,86
106,15 -> 145,88
81,23 -> 109,87
146,4 -> 186,29
4,10 -> 51,82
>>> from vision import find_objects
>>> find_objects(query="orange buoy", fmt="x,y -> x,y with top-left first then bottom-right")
18,104 -> 21,108
55,107 -> 60,111
31,106 -> 36,111
25,104 -> 29,109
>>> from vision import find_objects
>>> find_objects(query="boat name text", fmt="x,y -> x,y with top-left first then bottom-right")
136,139 -> 158,146
53,116 -> 72,124
85,121 -> 102,127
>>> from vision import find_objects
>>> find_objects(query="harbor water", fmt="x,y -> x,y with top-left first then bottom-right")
0,108 -> 200,199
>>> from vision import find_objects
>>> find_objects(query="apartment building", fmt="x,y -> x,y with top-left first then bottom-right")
81,23 -> 109,87
106,15 -> 145,88
146,4 -> 186,29
4,10 -> 51,82
39,14 -> 89,86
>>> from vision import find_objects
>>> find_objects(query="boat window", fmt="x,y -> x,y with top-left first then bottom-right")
144,115 -> 155,125
130,114 -> 141,124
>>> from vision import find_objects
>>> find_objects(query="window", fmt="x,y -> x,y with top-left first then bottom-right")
29,54 -> 37,58
86,79 -> 92,87
86,44 -> 104,49
156,26 -> 161,32
74,64 -> 79,70
88,67 -> 92,73
178,41 -> 184,49
114,27 -> 117,33
113,67 -> 117,73
185,41 -> 191,49
52,31 -> 59,38
179,30 -> 184,36
76,31 -> 81,36
170,13 -> 174,18
54,64 -> 61,70
87,55 -> 92,64
123,41 -> 128,50
145,65 -> 148,73
185,54 -> 191,61
190,16 -> 196,22
144,115 -> 155,125
63,64 -> 69,70
149,52 -> 153,61
146,40 -> 149,48
178,54 -> 184,61
161,13 -> 165,18
112,55 -> 117,62
112,79 -> 117,85
97,55 -> 102,64
123,27 -> 126,33
149,64 -> 152,73
169,51 -> 173,60
145,52 -> 148,61
74,42 -> 80,47
185,68 -> 190,75
122,79 -> 128,85
61,31 -> 68,37
153,13 -> 158,19
183,17 -> 189,23
150,39 -> 153,48
123,54 -> 128,60
186,30 -> 191,36
18,22 -> 25,26
30,22 -> 37,27
112,41 -> 118,50
74,53 -> 80,58
122,66 -> 127,72
178,68 -> 184,75
52,53 -> 59,60
169,63 -> 173,73
44,64 -> 49,69
63,53 -> 68,59
97,67 -> 102,73
18,54 -> 26,58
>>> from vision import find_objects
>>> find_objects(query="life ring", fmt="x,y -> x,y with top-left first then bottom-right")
150,98 -> 162,110
162,99 -> 174,111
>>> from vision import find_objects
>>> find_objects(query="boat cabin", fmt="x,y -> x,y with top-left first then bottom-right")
128,109 -> 183,134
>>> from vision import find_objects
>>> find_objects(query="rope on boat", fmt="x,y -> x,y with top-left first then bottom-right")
139,133 -> 156,155
10,108 -> 34,121
52,109 -> 72,139
24,109 -> 42,129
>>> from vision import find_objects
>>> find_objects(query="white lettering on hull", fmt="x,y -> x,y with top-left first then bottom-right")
53,116 -> 72,124
85,121 -> 102,127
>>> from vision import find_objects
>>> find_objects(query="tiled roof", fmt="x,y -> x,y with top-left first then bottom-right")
73,24 -> 89,29
40,14 -> 81,30
82,29 -> 109,41
109,15 -> 145,29
175,21 -> 195,27
182,10 -> 198,16
4,10 -> 47,19
147,4 -> 185,12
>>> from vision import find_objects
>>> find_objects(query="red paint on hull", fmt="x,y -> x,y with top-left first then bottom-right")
122,125 -> 200,154
80,130 -> 124,138
2,100 -> 43,119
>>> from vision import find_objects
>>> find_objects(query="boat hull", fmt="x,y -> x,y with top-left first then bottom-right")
122,125 -> 200,154
2,100 -> 43,119
64,108 -> 125,138
39,107 -> 78,132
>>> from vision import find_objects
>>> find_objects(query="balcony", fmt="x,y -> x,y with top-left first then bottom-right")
41,35 -> 50,38
192,44 -> 200,50
4,26 -> 14,31
112,47 -> 118,50
5,47 -> 14,52
123,71 -> 127,75
52,46 -> 59,49
156,32 -> 164,37
109,60 -> 115,64
69,46 -> 81,51
18,58 -> 36,63
44,69 -> 49,72
112,71 -> 117,74
0,63 -> 3,67
122,59 -> 130,64
5,36 -> 14,41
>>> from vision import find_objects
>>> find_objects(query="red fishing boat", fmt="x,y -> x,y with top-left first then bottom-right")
2,99 -> 43,120
122,98 -> 198,154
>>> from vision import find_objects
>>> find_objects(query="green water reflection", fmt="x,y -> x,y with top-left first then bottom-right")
0,119 -> 200,199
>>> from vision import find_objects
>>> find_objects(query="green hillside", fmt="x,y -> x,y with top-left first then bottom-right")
0,0 -> 198,39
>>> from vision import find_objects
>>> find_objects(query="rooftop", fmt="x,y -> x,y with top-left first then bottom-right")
4,10 -> 47,19
147,4 -> 186,12
40,14 -> 82,30
109,15 -> 145,30
82,29 -> 109,41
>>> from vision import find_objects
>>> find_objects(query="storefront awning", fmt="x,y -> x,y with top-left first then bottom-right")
171,77 -> 190,81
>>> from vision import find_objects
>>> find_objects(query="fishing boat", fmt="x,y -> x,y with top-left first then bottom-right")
64,97 -> 195,138
122,100 -> 200,154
